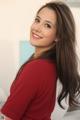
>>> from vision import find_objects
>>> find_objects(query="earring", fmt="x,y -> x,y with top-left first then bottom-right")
55,39 -> 58,42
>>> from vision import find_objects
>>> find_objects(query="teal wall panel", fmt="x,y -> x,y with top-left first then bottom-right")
20,41 -> 35,65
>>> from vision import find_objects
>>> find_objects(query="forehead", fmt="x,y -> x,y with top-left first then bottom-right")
37,7 -> 57,23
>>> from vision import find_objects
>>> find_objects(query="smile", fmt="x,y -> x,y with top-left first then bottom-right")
32,32 -> 43,39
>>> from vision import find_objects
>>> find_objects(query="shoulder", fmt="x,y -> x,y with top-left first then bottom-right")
15,59 -> 58,82
23,59 -> 58,78
26,59 -> 56,70
15,59 -> 57,79
11,59 -> 57,93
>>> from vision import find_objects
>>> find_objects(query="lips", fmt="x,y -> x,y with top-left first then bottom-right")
32,32 -> 43,39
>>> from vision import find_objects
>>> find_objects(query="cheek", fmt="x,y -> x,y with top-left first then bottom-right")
30,24 -> 34,37
31,22 -> 36,30
30,24 -> 33,32
45,31 -> 56,42
30,23 -> 35,32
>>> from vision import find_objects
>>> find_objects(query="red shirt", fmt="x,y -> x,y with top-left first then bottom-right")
1,59 -> 58,120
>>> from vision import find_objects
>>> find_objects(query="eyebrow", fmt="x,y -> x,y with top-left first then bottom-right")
36,15 -> 41,19
36,15 -> 56,27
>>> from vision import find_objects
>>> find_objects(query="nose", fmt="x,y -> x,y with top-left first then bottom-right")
33,23 -> 42,33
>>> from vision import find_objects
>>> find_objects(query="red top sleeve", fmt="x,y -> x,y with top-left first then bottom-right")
1,59 -> 58,120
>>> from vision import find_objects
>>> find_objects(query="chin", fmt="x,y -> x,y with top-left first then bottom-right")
30,40 -> 37,47
30,39 -> 38,46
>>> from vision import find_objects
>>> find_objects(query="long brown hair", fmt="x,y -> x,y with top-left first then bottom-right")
36,1 -> 80,108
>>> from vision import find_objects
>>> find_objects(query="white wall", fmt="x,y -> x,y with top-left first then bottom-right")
0,0 -> 80,119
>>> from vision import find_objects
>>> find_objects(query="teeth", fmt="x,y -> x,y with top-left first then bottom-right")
32,33 -> 42,39
33,34 -> 39,38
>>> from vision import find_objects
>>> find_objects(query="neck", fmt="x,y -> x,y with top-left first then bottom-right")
33,47 -> 45,59
33,43 -> 56,59
33,46 -> 54,59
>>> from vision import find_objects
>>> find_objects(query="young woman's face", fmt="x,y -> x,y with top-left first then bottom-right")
30,7 -> 57,49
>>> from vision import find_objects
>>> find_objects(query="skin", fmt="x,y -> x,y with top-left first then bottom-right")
30,7 -> 57,58
2,7 -> 57,120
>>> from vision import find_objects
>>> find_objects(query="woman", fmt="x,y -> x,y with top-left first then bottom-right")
1,1 -> 80,120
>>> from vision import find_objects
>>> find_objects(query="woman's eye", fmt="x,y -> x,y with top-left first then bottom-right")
45,24 -> 51,28
34,18 -> 40,23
